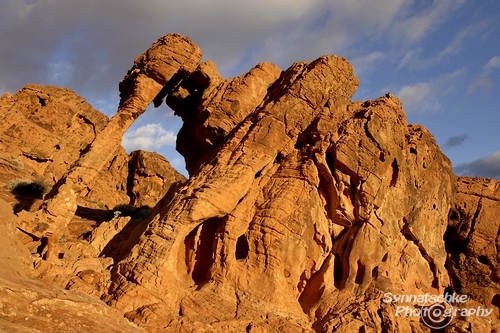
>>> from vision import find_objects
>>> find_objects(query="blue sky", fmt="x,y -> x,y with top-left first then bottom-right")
1,0 -> 499,178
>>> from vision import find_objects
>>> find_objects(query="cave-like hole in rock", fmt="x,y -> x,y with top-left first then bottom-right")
184,217 -> 223,285
235,234 -> 249,260
478,255 -> 489,265
372,266 -> 379,279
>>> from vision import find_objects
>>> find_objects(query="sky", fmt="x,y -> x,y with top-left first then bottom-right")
1,0 -> 499,179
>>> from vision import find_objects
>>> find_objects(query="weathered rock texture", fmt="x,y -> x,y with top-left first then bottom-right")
94,35 -> 460,332
128,150 -> 185,207
0,198 -> 145,333
0,84 -> 108,183
446,177 -> 500,325
17,34 -> 200,252
1,33 -> 499,333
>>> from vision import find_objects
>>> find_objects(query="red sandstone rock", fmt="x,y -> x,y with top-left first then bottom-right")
0,33 -> 499,333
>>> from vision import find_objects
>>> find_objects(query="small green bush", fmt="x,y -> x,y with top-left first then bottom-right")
6,177 -> 50,196
112,203 -> 152,220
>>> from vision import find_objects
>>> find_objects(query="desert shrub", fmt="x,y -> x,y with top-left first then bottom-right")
112,203 -> 152,220
7,177 -> 51,196
11,158 -> 24,169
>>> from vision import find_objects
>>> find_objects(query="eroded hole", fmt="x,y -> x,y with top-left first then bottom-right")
184,217 -> 223,285
478,256 -> 489,265
235,234 -> 249,260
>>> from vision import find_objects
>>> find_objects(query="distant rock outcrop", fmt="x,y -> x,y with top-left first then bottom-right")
0,84 -> 185,210
0,84 -> 108,182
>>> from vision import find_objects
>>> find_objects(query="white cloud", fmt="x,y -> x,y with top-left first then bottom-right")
395,69 -> 465,113
397,0 -> 466,43
397,82 -> 434,112
467,77 -> 493,94
484,56 -> 500,73
454,151 -> 500,179
122,123 -> 176,152
351,51 -> 386,75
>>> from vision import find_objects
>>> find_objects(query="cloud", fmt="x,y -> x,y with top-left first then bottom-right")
395,0 -> 466,43
395,69 -> 465,113
0,0 -> 453,105
454,151 -> 500,179
122,123 -> 176,152
351,51 -> 386,75
467,77 -> 493,94
483,56 -> 500,73
443,134 -> 469,148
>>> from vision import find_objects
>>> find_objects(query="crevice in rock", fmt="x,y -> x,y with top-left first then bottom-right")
349,177 -> 357,206
334,253 -> 348,289
294,140 -> 304,149
21,153 -> 52,163
274,152 -> 284,164
492,294 -> 500,312
299,255 -> 331,313
402,220 -> 439,289
325,150 -> 336,175
355,260 -> 365,284
390,159 -> 398,187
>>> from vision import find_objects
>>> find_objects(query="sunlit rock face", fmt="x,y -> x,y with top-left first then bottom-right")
105,34 -> 456,333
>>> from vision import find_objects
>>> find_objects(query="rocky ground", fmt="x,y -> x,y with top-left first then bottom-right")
0,33 -> 499,332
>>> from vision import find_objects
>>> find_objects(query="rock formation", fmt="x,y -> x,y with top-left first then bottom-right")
127,150 -> 185,207
107,35 -> 455,332
16,34 -> 200,258
0,33 -> 499,332
0,84 -> 109,183
445,176 -> 500,331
